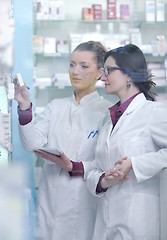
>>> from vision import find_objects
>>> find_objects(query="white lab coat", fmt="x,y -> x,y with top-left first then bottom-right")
18,91 -> 111,240
87,93 -> 167,240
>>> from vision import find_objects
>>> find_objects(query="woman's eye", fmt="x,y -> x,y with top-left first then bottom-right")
81,65 -> 88,69
69,63 -> 74,68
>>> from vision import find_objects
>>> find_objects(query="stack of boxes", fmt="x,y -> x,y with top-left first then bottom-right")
107,0 -> 116,19
82,1 -> 130,21
92,4 -> 102,20
82,4 -> 102,20
146,0 -> 165,22
81,0 -> 165,22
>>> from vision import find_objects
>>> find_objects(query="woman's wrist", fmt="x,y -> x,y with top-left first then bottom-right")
101,177 -> 109,190
18,101 -> 31,110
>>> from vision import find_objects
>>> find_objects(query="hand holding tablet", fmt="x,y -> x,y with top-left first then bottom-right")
37,147 -> 61,156
33,149 -> 73,172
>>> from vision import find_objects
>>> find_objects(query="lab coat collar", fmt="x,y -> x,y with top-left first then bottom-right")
124,92 -> 146,115
72,91 -> 99,106
111,93 -> 146,135
109,92 -> 141,125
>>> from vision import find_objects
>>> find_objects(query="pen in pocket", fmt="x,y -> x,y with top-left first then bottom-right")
87,129 -> 99,139
92,130 -> 99,138
87,131 -> 94,139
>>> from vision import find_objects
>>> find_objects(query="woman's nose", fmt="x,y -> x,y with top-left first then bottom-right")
100,72 -> 107,82
72,66 -> 80,75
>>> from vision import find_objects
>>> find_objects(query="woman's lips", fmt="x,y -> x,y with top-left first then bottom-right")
73,78 -> 81,82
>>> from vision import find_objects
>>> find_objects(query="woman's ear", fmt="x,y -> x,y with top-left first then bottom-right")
97,68 -> 104,80
126,75 -> 132,88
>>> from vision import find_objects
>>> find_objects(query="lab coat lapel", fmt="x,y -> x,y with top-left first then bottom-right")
110,93 -> 146,136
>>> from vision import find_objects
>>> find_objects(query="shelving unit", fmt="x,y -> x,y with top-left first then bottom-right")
0,1 -> 36,239
33,17 -> 167,105
0,0 -> 14,165
32,0 -> 167,186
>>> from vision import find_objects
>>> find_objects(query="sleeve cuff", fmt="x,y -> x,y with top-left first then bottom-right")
96,173 -> 108,193
17,103 -> 32,125
69,161 -> 84,177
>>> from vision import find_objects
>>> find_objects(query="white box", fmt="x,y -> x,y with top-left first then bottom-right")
156,0 -> 165,21
43,37 -> 56,54
48,1 -> 65,20
146,0 -> 155,21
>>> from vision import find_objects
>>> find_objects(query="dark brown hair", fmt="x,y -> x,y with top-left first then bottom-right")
105,44 -> 156,101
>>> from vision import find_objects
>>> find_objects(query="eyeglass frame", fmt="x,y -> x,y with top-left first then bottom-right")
104,66 -> 123,77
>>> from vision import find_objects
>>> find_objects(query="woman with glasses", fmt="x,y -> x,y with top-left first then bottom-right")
87,44 -> 167,240
14,41 -> 112,240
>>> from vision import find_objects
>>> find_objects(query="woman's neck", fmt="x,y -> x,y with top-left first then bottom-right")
74,89 -> 95,104
119,88 -> 140,104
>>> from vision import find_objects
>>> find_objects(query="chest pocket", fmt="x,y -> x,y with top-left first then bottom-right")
77,129 -> 100,162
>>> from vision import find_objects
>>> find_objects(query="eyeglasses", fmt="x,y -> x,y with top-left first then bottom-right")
104,66 -> 122,77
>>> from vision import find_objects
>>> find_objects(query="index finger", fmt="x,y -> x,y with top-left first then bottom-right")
105,168 -> 115,177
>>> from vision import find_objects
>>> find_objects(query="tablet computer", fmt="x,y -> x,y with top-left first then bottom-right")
35,148 -> 61,156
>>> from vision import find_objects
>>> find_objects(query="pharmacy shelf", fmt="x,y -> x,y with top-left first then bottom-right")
34,52 -> 167,59
33,2 -> 167,106
34,19 -> 167,36
34,52 -> 69,57
35,19 -> 167,24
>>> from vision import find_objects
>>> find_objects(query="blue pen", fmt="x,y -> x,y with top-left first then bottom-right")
92,130 -> 99,138
87,131 -> 94,139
